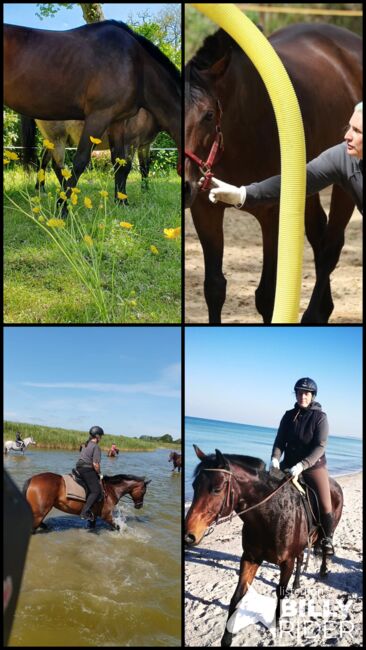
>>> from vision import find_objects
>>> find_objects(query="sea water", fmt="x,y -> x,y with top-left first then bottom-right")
185,415 -> 362,506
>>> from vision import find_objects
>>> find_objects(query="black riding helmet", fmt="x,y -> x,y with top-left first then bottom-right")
89,425 -> 104,437
294,377 -> 317,396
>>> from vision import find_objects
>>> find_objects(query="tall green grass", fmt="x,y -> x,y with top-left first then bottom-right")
4,421 -> 181,452
4,165 -> 181,323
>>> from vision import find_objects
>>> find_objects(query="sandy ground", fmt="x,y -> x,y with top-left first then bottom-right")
185,189 -> 362,323
184,472 -> 362,647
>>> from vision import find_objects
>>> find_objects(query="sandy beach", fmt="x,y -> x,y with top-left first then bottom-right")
185,190 -> 362,323
184,472 -> 362,647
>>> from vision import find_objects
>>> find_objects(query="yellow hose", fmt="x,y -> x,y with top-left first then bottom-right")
191,3 -> 306,323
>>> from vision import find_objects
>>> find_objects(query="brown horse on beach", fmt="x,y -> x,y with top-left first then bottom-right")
21,109 -> 160,204
185,23 -> 362,323
23,472 -> 151,532
169,451 -> 182,472
185,446 -> 343,647
4,20 -> 181,216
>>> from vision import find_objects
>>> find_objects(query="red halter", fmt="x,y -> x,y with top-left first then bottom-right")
185,100 -> 224,191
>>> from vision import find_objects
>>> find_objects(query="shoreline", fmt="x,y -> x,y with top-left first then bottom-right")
185,472 -> 362,647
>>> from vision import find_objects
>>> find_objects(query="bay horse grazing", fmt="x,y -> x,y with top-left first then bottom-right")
185,446 -> 343,646
4,436 -> 36,454
169,451 -> 182,472
185,23 -> 362,323
4,20 -> 181,216
23,472 -> 151,532
21,108 -> 160,203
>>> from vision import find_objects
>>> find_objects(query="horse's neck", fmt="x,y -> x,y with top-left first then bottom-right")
143,71 -> 181,148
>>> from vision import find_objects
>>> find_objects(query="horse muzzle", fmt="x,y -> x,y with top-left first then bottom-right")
184,532 -> 198,546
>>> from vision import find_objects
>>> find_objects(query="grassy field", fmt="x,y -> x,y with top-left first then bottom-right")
4,164 -> 181,323
3,421 -> 181,452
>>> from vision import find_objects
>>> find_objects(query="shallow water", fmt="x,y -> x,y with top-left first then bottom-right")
5,448 -> 181,647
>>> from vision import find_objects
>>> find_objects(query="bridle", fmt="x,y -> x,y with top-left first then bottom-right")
185,99 -> 224,191
201,467 -> 294,535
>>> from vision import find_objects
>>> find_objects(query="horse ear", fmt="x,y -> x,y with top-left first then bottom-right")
145,479 -> 152,485
215,449 -> 229,469
200,49 -> 232,83
193,444 -> 206,460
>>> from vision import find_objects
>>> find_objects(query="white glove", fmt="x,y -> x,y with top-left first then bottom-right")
99,474 -> 104,480
289,462 -> 304,478
270,458 -> 280,470
202,177 -> 246,207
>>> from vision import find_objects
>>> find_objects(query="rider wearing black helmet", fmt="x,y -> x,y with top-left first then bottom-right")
76,426 -> 105,521
270,378 -> 335,555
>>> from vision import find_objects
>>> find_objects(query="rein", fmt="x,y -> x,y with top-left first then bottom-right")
185,99 -> 224,191
202,468 -> 294,535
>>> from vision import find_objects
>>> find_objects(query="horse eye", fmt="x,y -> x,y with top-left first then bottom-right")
204,111 -> 214,122
212,486 -> 223,494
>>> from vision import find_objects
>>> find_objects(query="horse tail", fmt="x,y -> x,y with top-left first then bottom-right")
21,115 -> 38,170
22,477 -> 32,497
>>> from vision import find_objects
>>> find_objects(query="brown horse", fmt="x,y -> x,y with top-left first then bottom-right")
185,446 -> 343,646
23,472 -> 151,532
185,23 -> 362,323
169,451 -> 182,473
21,108 -> 160,204
4,20 -> 181,216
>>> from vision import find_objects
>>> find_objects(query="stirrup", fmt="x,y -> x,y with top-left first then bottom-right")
321,537 -> 334,555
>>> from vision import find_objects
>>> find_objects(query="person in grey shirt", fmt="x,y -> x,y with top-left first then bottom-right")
205,102 -> 363,214
76,425 -> 104,521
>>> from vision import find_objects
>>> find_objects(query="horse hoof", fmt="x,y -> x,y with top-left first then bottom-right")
320,568 -> 329,577
221,630 -> 233,647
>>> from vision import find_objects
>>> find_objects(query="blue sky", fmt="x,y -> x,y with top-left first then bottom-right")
4,327 -> 181,438
185,326 -> 362,438
4,3 -> 179,29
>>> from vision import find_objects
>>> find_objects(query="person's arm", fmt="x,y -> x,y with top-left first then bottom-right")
92,446 -> 101,474
301,413 -> 329,469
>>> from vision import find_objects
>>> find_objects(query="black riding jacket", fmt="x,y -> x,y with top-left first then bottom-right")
271,401 -> 329,470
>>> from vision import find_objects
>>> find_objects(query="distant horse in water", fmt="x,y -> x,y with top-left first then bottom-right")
169,451 -> 182,473
4,436 -> 36,454
23,472 -> 151,531
185,23 -> 362,323
185,446 -> 343,646
21,108 -> 160,204
4,20 -> 181,216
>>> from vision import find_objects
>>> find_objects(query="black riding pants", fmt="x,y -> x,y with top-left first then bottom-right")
76,465 -> 102,514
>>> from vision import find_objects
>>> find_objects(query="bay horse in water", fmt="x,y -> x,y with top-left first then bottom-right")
23,472 -> 151,532
169,451 -> 182,472
4,20 -> 181,216
185,23 -> 362,323
21,108 -> 160,204
185,446 -> 343,647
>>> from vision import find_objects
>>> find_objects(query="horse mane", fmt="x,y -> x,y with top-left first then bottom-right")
185,29 -> 234,100
103,473 -> 145,484
193,453 -> 265,479
106,20 -> 181,85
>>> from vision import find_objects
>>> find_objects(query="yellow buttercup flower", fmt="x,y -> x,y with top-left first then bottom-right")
83,235 -> 93,247
71,193 -> 78,205
4,158 -> 10,165
115,158 -> 127,166
37,169 -> 45,182
70,187 -> 81,194
59,191 -> 68,201
150,245 -> 159,255
90,136 -> 102,144
32,207 -> 41,214
4,150 -> 19,161
61,168 -> 72,180
117,192 -> 128,200
164,227 -> 181,239
84,197 -> 92,209
99,190 -> 108,198
43,139 -> 55,150
120,222 -> 133,229
47,218 -> 65,229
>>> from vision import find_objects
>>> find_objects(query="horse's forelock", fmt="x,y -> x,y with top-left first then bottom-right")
193,453 -> 265,480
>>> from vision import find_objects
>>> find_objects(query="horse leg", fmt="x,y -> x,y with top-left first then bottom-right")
191,201 -> 226,323
138,144 -> 150,191
108,121 -> 132,205
302,187 -> 355,323
221,557 -> 261,647
254,207 -> 279,323
35,148 -> 52,192
276,558 -> 295,622
292,552 -> 304,591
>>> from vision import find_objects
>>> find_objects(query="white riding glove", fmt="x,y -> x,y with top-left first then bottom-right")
199,176 -> 247,207
289,462 -> 304,478
270,457 -> 280,470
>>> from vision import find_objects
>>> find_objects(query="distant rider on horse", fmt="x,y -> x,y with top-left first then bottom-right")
15,431 -> 25,450
76,426 -> 105,522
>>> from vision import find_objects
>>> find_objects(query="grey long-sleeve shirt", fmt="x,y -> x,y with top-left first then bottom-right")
245,142 -> 363,214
